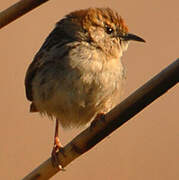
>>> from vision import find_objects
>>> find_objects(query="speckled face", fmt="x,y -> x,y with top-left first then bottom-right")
64,8 -> 130,58
67,8 -> 128,40
54,8 -> 144,60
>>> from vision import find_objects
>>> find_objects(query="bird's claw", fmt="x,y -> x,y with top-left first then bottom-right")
51,145 -> 65,171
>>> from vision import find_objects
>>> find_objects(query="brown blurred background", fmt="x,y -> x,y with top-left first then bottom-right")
0,0 -> 178,179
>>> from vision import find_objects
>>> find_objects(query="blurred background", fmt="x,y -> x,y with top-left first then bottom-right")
0,0 -> 178,179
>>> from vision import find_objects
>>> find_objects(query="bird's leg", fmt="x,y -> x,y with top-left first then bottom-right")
54,118 -> 63,150
51,118 -> 64,170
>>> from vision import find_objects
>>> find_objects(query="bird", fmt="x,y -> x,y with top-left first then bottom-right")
25,7 -> 145,168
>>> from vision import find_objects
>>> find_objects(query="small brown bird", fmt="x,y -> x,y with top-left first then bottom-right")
25,7 -> 145,167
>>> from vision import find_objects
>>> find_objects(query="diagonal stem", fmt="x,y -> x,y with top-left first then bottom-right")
0,0 -> 50,29
22,58 -> 179,180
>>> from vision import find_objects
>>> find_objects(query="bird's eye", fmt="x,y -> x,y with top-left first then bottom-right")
105,25 -> 114,34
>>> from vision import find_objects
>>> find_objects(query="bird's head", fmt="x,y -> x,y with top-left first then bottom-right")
57,8 -> 145,58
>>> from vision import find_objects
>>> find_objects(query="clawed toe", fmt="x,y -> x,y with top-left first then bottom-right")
51,146 -> 65,171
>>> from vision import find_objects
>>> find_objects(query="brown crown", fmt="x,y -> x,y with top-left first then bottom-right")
66,8 -> 128,34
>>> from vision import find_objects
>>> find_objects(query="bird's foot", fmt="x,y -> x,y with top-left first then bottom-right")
51,137 -> 65,171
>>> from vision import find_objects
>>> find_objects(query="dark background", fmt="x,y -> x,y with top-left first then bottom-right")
0,0 -> 178,179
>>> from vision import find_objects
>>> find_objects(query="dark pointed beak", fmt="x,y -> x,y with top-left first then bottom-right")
121,33 -> 145,42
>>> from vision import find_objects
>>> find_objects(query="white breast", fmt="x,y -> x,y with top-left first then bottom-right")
32,43 -> 125,128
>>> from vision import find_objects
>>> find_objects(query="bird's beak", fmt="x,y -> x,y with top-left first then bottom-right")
120,33 -> 145,42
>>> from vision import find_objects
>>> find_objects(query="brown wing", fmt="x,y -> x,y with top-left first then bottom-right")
25,51 -> 45,101
25,21 -> 79,102
25,25 -> 67,101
